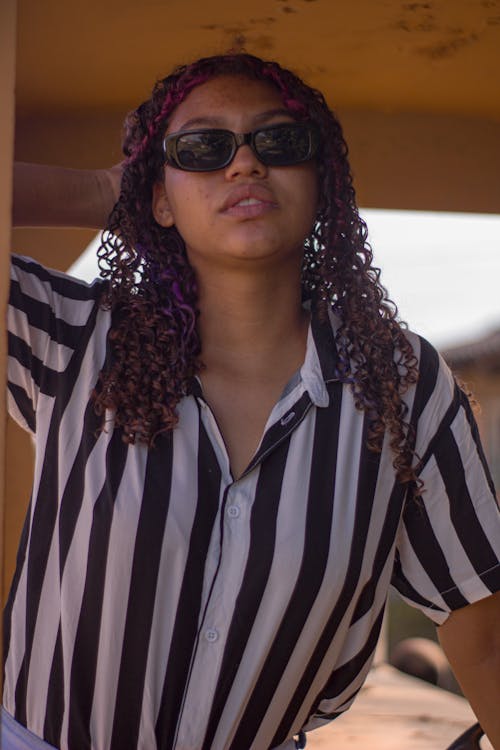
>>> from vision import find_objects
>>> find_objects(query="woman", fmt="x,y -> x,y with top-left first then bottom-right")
4,53 -> 500,750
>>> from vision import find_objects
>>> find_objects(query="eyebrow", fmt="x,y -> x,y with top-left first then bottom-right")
176,108 -> 294,132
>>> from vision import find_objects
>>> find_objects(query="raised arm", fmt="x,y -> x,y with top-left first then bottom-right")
12,162 -> 122,229
438,590 -> 500,749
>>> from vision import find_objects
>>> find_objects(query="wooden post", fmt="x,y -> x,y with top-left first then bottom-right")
0,0 -> 17,675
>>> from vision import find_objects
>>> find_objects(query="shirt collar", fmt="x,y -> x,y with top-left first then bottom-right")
189,306 -> 340,409
300,306 -> 340,408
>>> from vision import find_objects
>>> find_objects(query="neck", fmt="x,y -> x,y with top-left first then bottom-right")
194,260 -> 309,376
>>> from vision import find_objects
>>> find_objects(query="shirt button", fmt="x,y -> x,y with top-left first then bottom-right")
227,505 -> 240,518
205,628 -> 219,643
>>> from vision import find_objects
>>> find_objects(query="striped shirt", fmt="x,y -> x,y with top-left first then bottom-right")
4,254 -> 500,750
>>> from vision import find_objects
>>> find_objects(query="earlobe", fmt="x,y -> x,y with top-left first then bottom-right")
152,182 -> 175,227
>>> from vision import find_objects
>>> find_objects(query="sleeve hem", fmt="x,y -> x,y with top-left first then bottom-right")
435,564 -> 500,625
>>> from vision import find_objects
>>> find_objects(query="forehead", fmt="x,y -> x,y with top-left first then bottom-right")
166,75 -> 288,132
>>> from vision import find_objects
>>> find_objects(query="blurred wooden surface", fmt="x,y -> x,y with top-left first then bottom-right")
307,665 -> 492,750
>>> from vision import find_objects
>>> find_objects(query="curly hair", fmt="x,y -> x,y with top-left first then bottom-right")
94,52 -> 419,486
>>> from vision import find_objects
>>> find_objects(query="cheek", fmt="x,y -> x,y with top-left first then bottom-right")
166,178 -> 213,227
308,167 -> 320,210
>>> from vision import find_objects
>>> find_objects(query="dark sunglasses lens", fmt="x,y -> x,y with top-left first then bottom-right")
254,125 -> 313,166
175,131 -> 234,170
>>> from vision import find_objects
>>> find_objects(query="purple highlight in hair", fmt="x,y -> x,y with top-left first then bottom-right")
135,242 -> 148,259
126,57 -> 312,167
126,71 -> 217,164
171,281 -> 185,303
260,66 -> 308,118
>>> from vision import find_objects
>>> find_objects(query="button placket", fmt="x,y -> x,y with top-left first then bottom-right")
176,477 -> 258,747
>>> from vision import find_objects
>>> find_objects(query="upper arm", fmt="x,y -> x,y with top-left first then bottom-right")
7,255 -> 106,431
438,590 -> 500,665
438,591 -> 500,749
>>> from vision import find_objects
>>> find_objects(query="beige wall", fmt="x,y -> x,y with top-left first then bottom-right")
339,109 -> 500,214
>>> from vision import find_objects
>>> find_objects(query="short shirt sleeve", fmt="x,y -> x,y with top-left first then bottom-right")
7,254 -> 106,434
391,337 -> 500,624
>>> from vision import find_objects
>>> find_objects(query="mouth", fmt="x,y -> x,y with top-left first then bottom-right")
221,186 -> 278,217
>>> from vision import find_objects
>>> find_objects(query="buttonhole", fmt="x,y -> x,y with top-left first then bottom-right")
280,411 -> 295,426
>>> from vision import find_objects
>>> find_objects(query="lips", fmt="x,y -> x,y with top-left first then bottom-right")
220,184 -> 278,214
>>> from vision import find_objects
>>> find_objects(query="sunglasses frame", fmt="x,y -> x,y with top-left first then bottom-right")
162,121 -> 319,172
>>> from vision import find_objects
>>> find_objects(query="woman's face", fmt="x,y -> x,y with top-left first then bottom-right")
153,75 -> 319,275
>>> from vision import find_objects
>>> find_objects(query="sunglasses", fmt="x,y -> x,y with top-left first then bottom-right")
162,121 -> 319,172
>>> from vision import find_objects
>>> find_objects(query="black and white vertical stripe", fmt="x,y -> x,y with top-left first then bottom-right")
4,255 -> 500,750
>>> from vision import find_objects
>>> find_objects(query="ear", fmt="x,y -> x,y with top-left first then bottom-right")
152,181 -> 175,227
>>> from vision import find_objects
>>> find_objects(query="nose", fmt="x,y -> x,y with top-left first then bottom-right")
225,143 -> 268,179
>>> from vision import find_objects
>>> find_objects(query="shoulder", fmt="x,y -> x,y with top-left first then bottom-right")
11,253 -> 108,304
401,329 -> 456,407
8,254 -> 111,353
